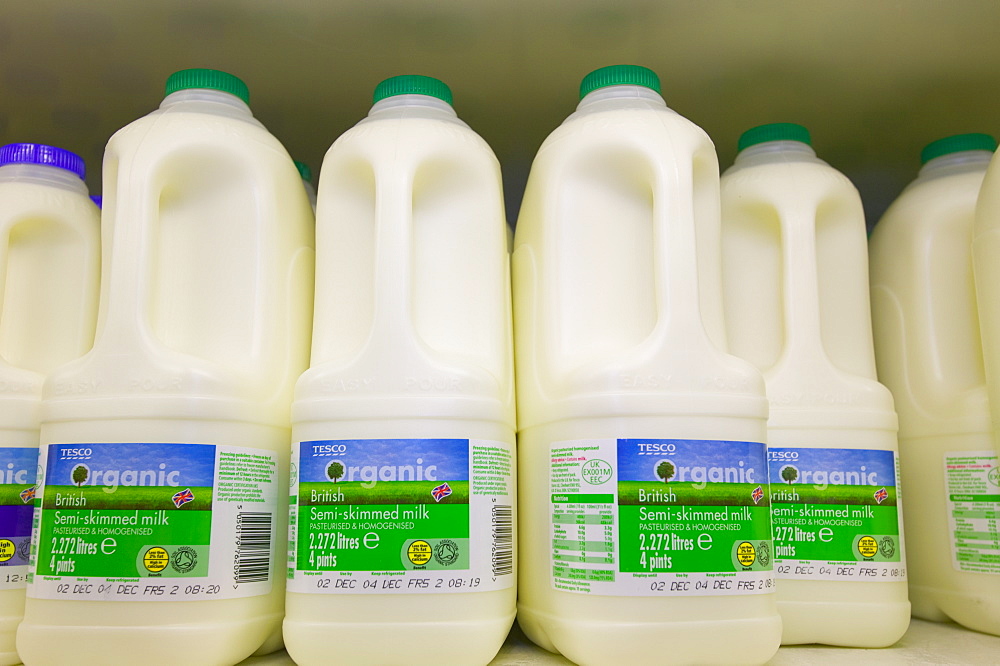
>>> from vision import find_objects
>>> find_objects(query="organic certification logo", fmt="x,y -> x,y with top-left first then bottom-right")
857,536 -> 879,559
756,541 -> 770,567
434,539 -> 459,566
171,546 -> 198,573
581,459 -> 613,486
879,536 -> 896,559
407,540 -> 432,567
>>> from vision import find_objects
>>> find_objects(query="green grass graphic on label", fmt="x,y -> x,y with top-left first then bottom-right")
298,480 -> 469,506
619,481 -> 771,507
42,485 -> 213,511
770,484 -> 897,506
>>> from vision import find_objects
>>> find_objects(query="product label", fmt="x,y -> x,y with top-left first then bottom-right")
287,438 -> 514,594
945,451 -> 1000,574
0,448 -> 39,589
768,447 -> 905,581
549,439 -> 774,596
27,442 -> 279,601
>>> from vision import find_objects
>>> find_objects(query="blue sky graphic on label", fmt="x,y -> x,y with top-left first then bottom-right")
766,448 -> 895,487
299,439 -> 469,484
617,439 -> 766,484
45,443 -> 215,488
0,448 -> 37,487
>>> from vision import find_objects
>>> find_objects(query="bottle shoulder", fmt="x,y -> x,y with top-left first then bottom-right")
107,104 -> 279,157
537,103 -> 714,157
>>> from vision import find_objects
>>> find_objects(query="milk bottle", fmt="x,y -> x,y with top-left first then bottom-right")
294,161 -> 316,211
874,133 -> 1000,636
16,69 -> 315,666
513,65 -> 780,666
283,75 -> 515,666
721,123 -> 909,646
974,140 -> 1000,462
0,143 -> 99,665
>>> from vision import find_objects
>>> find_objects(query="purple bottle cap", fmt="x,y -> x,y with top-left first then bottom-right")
90,195 -> 102,208
0,143 -> 86,180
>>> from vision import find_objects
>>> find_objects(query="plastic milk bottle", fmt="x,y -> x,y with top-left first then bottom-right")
873,134 -> 1000,636
512,66 -> 781,666
974,138 -> 1000,462
283,76 -> 515,666
0,144 -> 100,665
16,69 -> 315,666
721,123 -> 909,646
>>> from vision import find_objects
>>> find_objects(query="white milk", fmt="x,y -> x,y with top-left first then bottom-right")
874,134 -> 1000,636
16,69 -> 315,666
513,65 -> 780,666
721,124 -> 909,646
975,141 -> 1000,461
0,144 -> 100,665
284,76 -> 515,666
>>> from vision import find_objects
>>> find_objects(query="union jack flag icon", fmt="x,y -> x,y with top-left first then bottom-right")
19,486 -> 35,503
172,488 -> 195,508
873,487 -> 888,504
431,482 -> 452,503
751,485 -> 764,504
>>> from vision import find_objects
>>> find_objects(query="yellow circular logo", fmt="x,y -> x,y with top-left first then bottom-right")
143,546 -> 169,573
736,541 -> 756,567
857,536 -> 879,558
0,539 -> 15,563
407,540 -> 432,566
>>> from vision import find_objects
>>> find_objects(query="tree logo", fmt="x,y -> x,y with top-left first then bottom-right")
779,465 -> 799,485
654,459 -> 676,484
581,459 -> 613,486
434,539 -> 460,566
70,463 -> 90,487
326,460 -> 345,484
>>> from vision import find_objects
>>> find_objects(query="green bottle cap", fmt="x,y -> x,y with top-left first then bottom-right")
579,65 -> 661,99
737,123 -> 812,152
921,133 -> 997,164
165,69 -> 250,105
294,160 -> 312,183
373,75 -> 453,106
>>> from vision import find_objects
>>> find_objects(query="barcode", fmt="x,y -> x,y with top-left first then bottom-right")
235,511 -> 272,583
492,504 -> 513,576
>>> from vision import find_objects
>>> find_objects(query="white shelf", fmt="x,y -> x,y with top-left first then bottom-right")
239,619 -> 1000,665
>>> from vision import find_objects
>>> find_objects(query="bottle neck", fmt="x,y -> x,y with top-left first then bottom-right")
368,94 -> 457,119
918,150 -> 992,179
160,88 -> 253,117
733,140 -> 818,167
576,85 -> 666,111
0,163 -> 88,194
